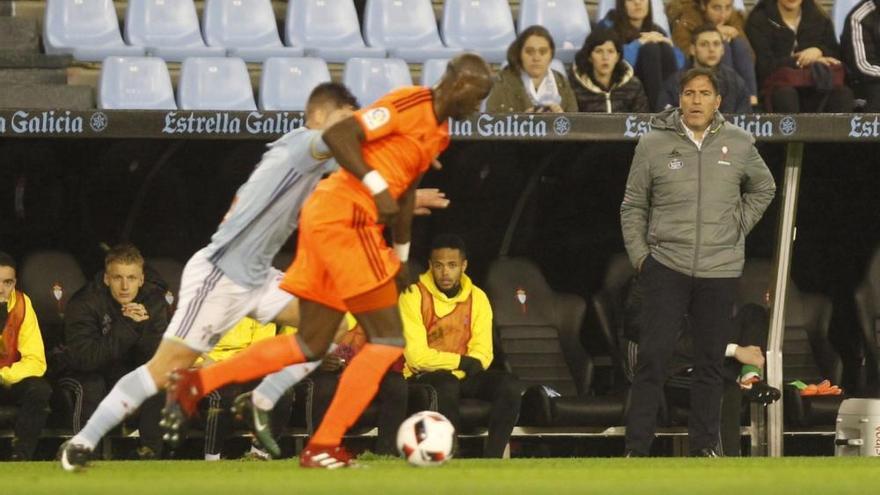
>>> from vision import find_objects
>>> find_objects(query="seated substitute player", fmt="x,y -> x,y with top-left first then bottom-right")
161,53 -> 494,469
404,234 -> 522,458
59,82 -> 360,471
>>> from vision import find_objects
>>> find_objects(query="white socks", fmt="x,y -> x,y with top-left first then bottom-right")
72,365 -> 158,450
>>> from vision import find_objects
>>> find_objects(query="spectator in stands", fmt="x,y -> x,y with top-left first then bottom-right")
64,244 -> 168,459
568,29 -> 650,112
196,317 -> 292,461
745,0 -> 855,112
841,0 -> 880,111
403,234 -> 522,458
598,0 -> 686,110
620,68 -> 776,457
659,24 -> 752,113
0,251 -> 52,460
486,25 -> 578,113
308,319 -> 407,457
668,0 -> 759,105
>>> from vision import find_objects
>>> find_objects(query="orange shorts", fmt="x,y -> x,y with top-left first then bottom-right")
281,190 -> 400,312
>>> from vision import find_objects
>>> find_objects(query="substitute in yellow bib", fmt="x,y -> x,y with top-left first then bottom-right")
401,234 -> 522,458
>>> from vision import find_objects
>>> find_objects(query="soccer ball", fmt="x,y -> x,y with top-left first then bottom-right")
396,411 -> 455,467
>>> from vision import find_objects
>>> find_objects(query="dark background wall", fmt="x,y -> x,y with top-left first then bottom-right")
1,139 -> 878,390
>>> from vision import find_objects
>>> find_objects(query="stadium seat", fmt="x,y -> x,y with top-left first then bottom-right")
590,253 -> 637,387
18,250 -> 88,432
363,0 -> 461,63
343,57 -> 413,106
517,0 -> 591,63
124,0 -> 225,61
486,257 -> 626,427
833,0 -> 860,41
203,0 -> 304,62
285,0 -> 385,63
177,57 -> 257,110
421,58 -> 451,87
259,57 -> 332,111
854,245 -> 880,395
441,0 -> 517,63
43,0 -> 145,61
738,260 -> 845,427
98,57 -> 177,110
595,0 -> 671,35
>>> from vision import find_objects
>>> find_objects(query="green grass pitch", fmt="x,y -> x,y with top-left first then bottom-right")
4,457 -> 879,495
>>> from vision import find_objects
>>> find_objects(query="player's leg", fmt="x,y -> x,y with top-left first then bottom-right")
302,281 -> 404,467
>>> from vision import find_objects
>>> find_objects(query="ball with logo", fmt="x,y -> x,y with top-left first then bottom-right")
396,411 -> 455,467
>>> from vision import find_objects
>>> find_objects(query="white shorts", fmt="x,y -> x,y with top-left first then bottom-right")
163,249 -> 295,353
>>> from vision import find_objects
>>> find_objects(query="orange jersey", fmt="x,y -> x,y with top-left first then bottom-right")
316,86 -> 450,208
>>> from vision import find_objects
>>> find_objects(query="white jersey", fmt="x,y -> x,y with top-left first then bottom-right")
203,127 -> 336,288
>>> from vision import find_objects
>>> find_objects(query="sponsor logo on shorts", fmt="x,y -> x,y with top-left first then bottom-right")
362,107 -> 391,131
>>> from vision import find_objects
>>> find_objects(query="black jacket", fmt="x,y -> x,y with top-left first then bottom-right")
63,272 -> 169,375
568,61 -> 650,113
842,0 -> 880,84
659,63 -> 752,114
745,0 -> 841,86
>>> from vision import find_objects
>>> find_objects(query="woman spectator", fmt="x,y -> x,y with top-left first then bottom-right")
598,0 -> 686,110
841,0 -> 880,111
568,29 -> 650,112
745,0 -> 854,112
486,25 -> 578,113
668,0 -> 758,105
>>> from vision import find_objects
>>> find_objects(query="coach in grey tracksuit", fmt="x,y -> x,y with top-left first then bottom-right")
620,67 -> 775,456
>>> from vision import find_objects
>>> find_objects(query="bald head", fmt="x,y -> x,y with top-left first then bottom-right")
434,53 -> 494,121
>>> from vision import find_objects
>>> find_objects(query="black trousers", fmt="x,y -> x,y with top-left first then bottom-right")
768,85 -> 854,112
75,371 -> 165,454
413,370 -> 523,458
0,376 -> 52,459
202,380 -> 293,457
855,82 -> 880,111
634,42 -> 681,112
625,256 -> 737,454
311,370 -> 407,456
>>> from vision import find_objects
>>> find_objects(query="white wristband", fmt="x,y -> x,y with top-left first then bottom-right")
362,170 -> 388,195
725,344 -> 738,358
394,242 -> 411,262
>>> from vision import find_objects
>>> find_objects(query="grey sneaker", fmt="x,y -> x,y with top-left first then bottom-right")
232,392 -> 280,458
59,441 -> 91,472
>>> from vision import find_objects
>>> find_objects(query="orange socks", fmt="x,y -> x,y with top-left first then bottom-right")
309,343 -> 403,447
198,334 -> 307,395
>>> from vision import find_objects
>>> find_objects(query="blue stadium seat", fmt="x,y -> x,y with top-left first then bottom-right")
43,0 -> 145,61
177,57 -> 257,110
285,0 -> 385,63
518,0 -> 591,63
98,56 -> 176,110
421,58 -> 451,87
124,0 -> 224,62
596,0 -> 671,35
441,0 -> 516,63
203,0 -> 304,62
833,0 -> 860,41
343,57 -> 413,106
363,0 -> 461,63
259,57 -> 332,111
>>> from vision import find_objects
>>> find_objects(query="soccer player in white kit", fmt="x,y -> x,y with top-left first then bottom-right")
59,83 -> 359,471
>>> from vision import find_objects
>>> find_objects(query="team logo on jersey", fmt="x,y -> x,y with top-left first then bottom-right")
362,107 -> 391,131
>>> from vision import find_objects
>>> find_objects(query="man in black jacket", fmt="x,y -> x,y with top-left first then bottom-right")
64,244 -> 168,459
841,0 -> 880,111
659,24 -> 752,114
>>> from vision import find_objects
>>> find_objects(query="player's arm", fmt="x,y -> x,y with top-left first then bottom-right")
321,116 -> 399,224
391,179 -> 419,291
